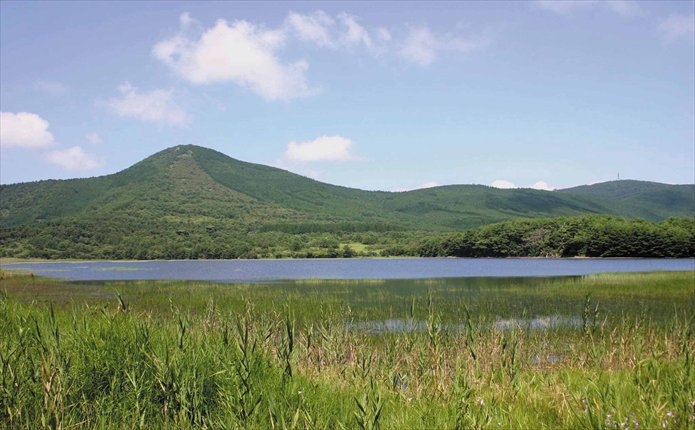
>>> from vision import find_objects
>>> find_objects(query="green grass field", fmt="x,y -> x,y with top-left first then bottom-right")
1,271 -> 693,429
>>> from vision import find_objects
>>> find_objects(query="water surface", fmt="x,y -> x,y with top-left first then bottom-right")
2,258 -> 693,282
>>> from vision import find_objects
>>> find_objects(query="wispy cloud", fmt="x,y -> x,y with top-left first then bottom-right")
153,12 -> 490,101
658,14 -> 695,43
338,12 -> 373,50
400,26 -> 438,66
285,11 -> 375,51
104,82 -> 188,125
45,146 -> 103,170
86,132 -> 103,145
533,0 -> 640,17
35,80 -> 69,95
285,10 -> 336,48
179,11 -> 194,29
284,135 -> 358,163
399,25 -> 488,67
0,111 -> 55,149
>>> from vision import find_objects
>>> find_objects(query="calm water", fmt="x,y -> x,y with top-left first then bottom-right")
2,258 -> 693,282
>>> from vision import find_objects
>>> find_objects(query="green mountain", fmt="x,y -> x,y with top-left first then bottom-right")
558,180 -> 695,221
1,145 -> 693,259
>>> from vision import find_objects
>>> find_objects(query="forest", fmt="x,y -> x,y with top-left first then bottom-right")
2,146 -> 694,260
1,215 -> 692,260
418,215 -> 695,258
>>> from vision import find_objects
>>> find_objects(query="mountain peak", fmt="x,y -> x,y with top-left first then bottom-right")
1,146 -> 692,234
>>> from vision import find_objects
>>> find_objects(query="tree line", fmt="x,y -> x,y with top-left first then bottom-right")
418,216 -> 694,258
1,215 -> 692,260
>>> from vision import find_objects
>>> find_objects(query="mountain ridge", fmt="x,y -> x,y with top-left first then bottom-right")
4,144 -> 693,191
1,145 -> 693,259
2,144 -> 693,230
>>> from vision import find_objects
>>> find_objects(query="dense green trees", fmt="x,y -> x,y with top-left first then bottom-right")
2,146 -> 693,260
1,215 -> 692,260
418,216 -> 695,258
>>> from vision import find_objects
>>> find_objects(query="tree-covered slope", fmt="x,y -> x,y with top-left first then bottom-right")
381,185 -> 611,229
1,145 -> 693,259
0,146 -> 404,230
559,180 -> 695,220
2,145 -> 693,229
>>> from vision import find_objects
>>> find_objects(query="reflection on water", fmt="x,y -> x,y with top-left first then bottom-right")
531,354 -> 563,365
348,315 -> 583,334
348,319 -> 427,334
2,258 -> 693,282
493,315 -> 582,331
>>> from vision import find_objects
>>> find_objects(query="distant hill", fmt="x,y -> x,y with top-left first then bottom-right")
1,145 -> 693,259
558,180 -> 695,220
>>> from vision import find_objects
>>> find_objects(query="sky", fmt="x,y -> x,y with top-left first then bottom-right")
1,1 -> 693,191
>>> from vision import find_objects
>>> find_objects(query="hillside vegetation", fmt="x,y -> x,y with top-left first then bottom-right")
1,145 -> 693,259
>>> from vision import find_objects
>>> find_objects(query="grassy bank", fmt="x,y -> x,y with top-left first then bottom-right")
1,272 -> 693,429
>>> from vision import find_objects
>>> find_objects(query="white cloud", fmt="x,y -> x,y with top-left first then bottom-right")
284,135 -> 357,162
105,82 -> 188,125
377,27 -> 392,42
285,11 -> 374,51
400,27 -> 437,66
491,179 -> 554,190
531,181 -> 554,191
337,13 -> 373,50
491,179 -> 516,189
659,14 -> 695,43
45,146 -> 103,170
533,0 -> 639,17
286,10 -> 335,48
392,181 -> 440,192
86,132 -> 103,145
399,25 -> 488,67
534,1 -> 597,15
605,1 -> 641,17
0,112 -> 55,148
153,18 -> 314,101
35,80 -> 69,95
180,12 -> 194,28
283,10 -> 485,62
412,181 -> 440,190
153,12 -> 490,101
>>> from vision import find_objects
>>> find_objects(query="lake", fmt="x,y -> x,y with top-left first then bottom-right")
2,258 -> 693,282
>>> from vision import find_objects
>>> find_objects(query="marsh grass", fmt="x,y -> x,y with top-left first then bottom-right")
0,271 -> 693,429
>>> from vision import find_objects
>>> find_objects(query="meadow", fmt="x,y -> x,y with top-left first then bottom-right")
1,270 -> 693,429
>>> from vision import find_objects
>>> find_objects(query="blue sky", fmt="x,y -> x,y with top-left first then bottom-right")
1,1 -> 693,191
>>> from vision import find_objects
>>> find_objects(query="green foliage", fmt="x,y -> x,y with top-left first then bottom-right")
1,145 -> 693,260
419,215 -> 695,258
559,180 -> 695,220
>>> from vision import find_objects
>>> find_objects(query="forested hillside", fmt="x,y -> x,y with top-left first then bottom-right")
559,180 -> 695,221
419,216 -> 695,258
1,145 -> 693,259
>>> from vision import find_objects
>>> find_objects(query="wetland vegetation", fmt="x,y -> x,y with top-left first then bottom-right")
1,270 -> 693,429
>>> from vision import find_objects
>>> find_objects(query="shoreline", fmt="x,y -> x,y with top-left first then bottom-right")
3,255 -> 694,265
